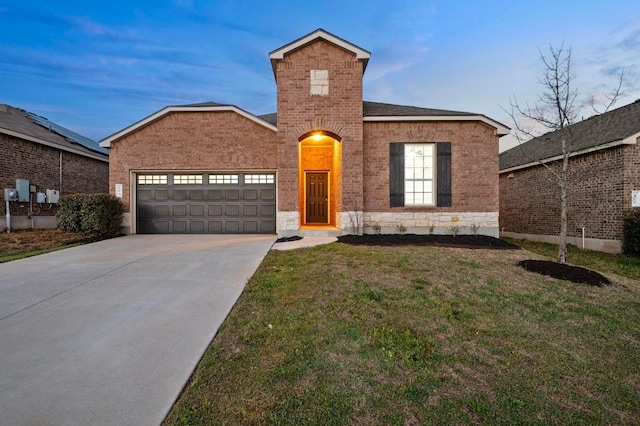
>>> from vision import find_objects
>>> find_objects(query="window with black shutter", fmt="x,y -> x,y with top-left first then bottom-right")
389,142 -> 452,207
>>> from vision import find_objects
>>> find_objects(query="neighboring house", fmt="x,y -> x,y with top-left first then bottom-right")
499,99 -> 640,253
0,104 -> 109,230
100,29 -> 509,237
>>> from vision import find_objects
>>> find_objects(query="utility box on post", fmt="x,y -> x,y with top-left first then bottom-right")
16,179 -> 30,202
4,188 -> 18,202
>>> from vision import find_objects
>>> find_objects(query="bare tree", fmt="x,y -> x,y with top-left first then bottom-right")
505,44 -> 623,263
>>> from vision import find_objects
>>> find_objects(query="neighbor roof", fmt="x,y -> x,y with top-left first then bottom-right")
0,104 -> 108,161
500,99 -> 640,171
269,29 -> 371,78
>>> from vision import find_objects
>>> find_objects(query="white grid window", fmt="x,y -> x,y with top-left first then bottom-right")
173,175 -> 203,184
244,174 -> 275,184
138,175 -> 167,185
209,174 -> 239,184
404,144 -> 435,205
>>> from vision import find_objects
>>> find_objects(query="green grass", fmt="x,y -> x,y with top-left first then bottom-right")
163,243 -> 640,425
506,238 -> 640,281
0,243 -> 83,263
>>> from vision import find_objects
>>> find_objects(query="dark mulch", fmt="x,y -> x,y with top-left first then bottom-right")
518,260 -> 611,286
336,234 -> 519,249
275,236 -> 304,243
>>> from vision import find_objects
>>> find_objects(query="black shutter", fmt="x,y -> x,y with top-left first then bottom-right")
437,142 -> 452,207
389,143 -> 404,207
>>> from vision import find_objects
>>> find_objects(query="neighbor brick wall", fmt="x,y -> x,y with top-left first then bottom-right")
499,144 -> 635,241
363,121 -> 499,212
108,110 -> 277,212
275,40 -> 364,213
1,133 -> 108,217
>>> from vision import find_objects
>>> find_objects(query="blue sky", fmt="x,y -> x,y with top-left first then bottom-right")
1,0 -> 638,151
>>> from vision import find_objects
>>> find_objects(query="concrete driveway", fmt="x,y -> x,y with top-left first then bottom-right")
0,234 -> 275,426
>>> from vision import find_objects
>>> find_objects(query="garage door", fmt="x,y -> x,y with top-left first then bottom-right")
136,173 -> 276,234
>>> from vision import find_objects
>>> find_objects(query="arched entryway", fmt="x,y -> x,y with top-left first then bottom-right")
298,131 -> 342,227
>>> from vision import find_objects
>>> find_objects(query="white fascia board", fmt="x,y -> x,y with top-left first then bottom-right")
499,138 -> 637,174
1,127 -> 109,162
269,30 -> 371,62
364,115 -> 511,136
100,105 -> 277,147
622,131 -> 640,145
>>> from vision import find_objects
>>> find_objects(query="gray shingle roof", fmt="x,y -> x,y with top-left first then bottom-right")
500,99 -> 640,170
363,101 -> 476,117
257,101 -> 486,127
0,104 -> 108,158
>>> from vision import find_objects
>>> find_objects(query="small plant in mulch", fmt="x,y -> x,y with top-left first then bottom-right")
518,260 -> 611,287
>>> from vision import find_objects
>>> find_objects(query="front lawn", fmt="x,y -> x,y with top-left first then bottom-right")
164,242 -> 640,425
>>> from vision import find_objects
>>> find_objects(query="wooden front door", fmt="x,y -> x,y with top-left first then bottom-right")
305,172 -> 328,224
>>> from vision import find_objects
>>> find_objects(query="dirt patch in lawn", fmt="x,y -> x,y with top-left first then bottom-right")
519,260 -> 612,287
0,229 -> 94,255
337,234 -> 519,249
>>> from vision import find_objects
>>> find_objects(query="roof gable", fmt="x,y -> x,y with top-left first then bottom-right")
500,99 -> 640,171
99,103 -> 277,147
269,29 -> 371,78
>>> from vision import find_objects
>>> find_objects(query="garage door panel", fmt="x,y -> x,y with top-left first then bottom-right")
155,190 -> 169,201
225,221 -> 240,233
225,205 -> 240,216
190,221 -> 205,233
208,189 -> 223,200
260,189 -> 275,200
137,173 -> 275,234
189,189 -> 204,200
244,205 -> 258,216
190,205 -> 205,216
173,221 -> 187,233
243,189 -> 258,200
208,205 -> 223,216
261,205 -> 275,216
138,190 -> 152,201
172,205 -> 187,217
155,205 -> 170,217
225,190 -> 240,200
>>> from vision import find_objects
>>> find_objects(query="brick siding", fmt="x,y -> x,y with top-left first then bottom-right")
108,110 -> 277,213
499,144 -> 639,242
363,121 -> 499,212
275,40 -> 364,213
1,133 -> 108,217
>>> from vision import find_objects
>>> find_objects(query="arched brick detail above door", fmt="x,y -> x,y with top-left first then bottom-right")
293,121 -> 345,141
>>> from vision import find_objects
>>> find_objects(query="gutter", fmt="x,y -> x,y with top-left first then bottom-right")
499,137 -> 637,174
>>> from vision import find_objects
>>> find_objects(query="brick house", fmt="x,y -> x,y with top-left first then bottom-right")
1,104 -> 109,230
499,99 -> 640,253
100,29 -> 508,236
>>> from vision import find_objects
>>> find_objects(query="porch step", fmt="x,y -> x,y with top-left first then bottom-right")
298,228 -> 344,238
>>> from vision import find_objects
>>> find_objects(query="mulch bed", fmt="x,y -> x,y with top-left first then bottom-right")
336,234 -> 519,249
518,260 -> 611,286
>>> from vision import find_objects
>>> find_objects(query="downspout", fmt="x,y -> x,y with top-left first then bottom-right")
59,151 -> 63,193
5,200 -> 10,233
582,227 -> 585,250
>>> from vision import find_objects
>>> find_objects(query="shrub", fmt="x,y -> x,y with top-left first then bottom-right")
57,194 -> 124,237
622,209 -> 640,256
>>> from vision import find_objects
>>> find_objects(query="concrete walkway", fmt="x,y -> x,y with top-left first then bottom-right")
0,234 -> 275,426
